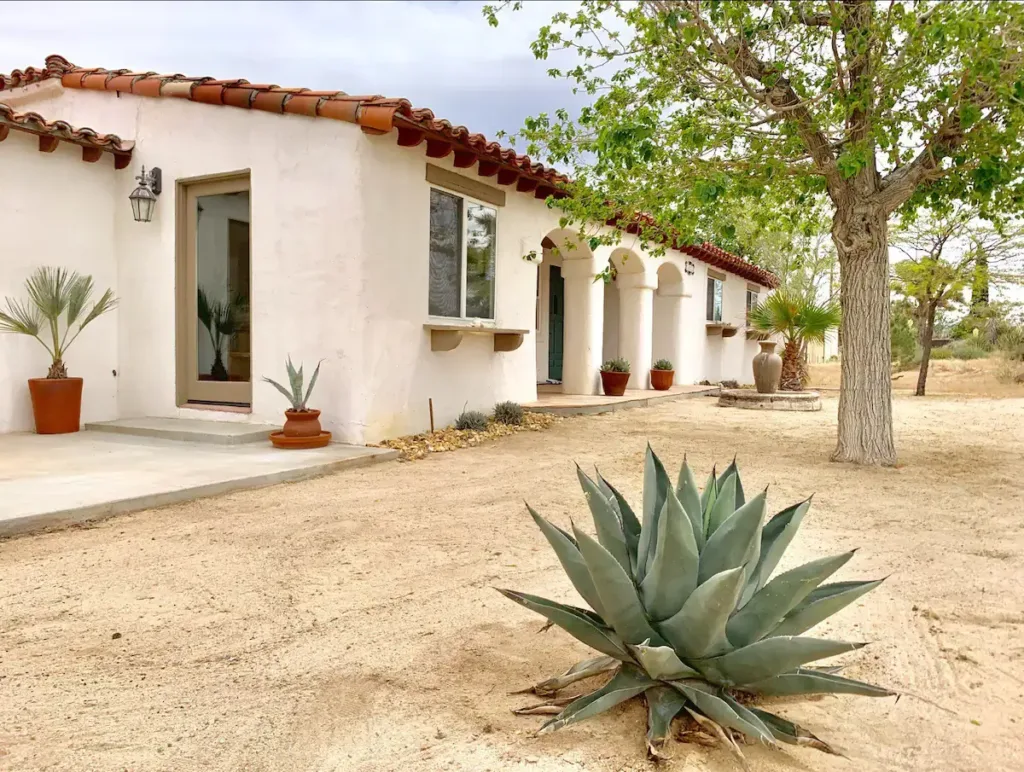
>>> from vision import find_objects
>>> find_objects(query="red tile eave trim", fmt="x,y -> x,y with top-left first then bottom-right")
2,55 -> 777,285
0,103 -> 134,166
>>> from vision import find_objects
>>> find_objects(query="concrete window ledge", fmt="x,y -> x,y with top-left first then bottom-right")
424,322 -> 530,352
705,322 -> 740,338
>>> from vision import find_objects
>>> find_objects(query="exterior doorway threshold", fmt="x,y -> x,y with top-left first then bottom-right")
524,385 -> 718,417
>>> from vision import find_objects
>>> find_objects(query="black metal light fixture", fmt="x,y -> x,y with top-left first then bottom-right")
129,166 -> 162,223
684,260 -> 695,275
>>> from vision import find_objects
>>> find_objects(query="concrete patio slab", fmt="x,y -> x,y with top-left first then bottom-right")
0,431 -> 397,537
524,384 -> 717,416
84,417 -> 280,445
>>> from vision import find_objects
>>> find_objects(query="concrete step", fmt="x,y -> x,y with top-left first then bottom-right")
84,417 -> 280,445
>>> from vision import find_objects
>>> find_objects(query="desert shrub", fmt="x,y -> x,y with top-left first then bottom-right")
652,358 -> 673,371
601,357 -> 630,373
454,409 -> 489,431
493,401 -> 524,425
997,327 -> 1024,361
928,346 -> 953,360
949,339 -> 989,360
996,358 -> 1024,385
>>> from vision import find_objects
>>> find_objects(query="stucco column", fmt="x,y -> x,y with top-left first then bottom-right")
658,281 -> 686,379
618,273 -> 657,389
561,258 -> 604,395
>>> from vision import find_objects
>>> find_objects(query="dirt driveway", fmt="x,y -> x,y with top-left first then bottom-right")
2,395 -> 1022,771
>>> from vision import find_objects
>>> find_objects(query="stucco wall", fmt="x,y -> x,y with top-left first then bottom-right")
11,85 -> 367,440
2,81 -> 772,442
356,135 -> 560,439
0,131 -> 119,432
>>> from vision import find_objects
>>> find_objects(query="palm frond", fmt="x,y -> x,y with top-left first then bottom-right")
25,266 -> 75,321
0,298 -> 43,337
65,274 -> 95,327
197,287 -> 214,333
748,291 -> 839,344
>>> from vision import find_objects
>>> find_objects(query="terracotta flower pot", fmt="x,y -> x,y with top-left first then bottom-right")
752,341 -> 783,394
650,369 -> 674,391
282,409 -> 322,438
28,377 -> 83,434
600,370 -> 630,397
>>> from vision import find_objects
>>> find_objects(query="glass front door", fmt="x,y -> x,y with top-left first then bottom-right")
179,175 -> 252,406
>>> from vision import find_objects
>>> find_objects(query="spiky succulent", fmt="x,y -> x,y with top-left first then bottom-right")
500,447 -> 892,762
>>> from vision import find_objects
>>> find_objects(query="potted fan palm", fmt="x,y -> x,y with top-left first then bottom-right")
600,358 -> 631,396
263,356 -> 330,448
650,358 -> 674,391
748,291 -> 841,391
0,266 -> 116,434
197,287 -> 246,381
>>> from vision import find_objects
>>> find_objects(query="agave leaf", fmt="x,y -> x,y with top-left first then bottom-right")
539,664 -> 654,734
628,643 -> 701,680
637,445 -> 671,583
639,488 -> 699,621
671,680 -> 777,747
769,579 -> 885,638
596,471 -> 642,571
495,588 -> 630,661
302,359 -> 323,409
263,376 -> 298,408
674,456 -> 705,550
705,473 -> 738,536
286,356 -> 302,403
700,466 -> 718,519
747,707 -> 839,754
645,685 -> 687,759
694,637 -> 866,687
720,692 -> 776,745
742,667 -> 895,697
658,566 -> 745,659
573,525 -> 666,646
577,467 -> 630,575
518,655 -> 619,696
527,504 -> 606,618
726,551 -> 856,648
718,457 -> 746,508
745,498 -> 813,602
698,490 -> 767,585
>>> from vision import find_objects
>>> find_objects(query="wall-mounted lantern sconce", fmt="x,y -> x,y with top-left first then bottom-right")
684,260 -> 695,276
129,166 -> 162,223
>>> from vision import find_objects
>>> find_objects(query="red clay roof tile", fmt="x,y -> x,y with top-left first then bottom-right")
0,54 -> 776,286
0,101 -> 134,166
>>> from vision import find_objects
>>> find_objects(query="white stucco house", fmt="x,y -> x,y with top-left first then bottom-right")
0,55 -> 777,444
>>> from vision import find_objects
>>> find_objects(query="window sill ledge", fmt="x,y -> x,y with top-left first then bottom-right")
706,322 -> 739,338
424,322 -> 530,352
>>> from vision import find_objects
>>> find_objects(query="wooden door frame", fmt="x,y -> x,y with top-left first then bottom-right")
175,170 -> 252,407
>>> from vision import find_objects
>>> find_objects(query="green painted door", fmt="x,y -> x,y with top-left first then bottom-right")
548,266 -> 564,381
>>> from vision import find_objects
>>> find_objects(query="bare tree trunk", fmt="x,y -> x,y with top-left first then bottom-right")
915,302 -> 937,397
831,203 -> 897,465
780,339 -> 803,391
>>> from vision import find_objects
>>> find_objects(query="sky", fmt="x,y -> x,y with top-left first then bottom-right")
0,0 -> 584,143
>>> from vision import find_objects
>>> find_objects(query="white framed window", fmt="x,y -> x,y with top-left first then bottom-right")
706,276 -> 724,322
428,187 -> 497,320
745,289 -> 758,319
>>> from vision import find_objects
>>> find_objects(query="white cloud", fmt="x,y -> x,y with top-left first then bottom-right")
0,0 -> 584,138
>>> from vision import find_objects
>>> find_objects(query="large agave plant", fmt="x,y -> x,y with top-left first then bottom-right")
500,447 -> 893,763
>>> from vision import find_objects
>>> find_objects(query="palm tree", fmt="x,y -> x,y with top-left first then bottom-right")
197,287 -> 246,381
0,266 -> 116,378
748,291 -> 841,391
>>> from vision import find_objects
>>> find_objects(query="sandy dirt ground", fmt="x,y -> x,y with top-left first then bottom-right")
1,394 -> 1023,772
810,357 -> 1024,398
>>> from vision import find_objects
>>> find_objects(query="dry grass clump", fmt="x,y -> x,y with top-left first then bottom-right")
375,411 -> 560,460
